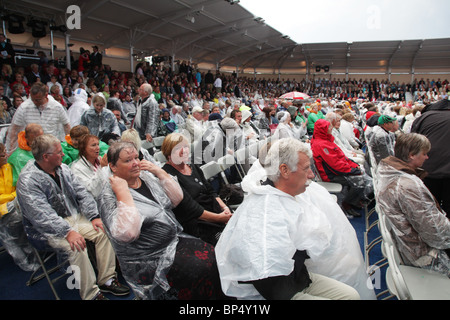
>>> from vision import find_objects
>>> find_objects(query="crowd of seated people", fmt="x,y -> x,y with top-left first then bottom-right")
0,36 -> 449,300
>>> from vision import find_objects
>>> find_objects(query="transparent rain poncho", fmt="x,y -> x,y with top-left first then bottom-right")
16,161 -> 100,261
0,198 -> 40,271
97,170 -> 186,300
215,160 -> 376,300
367,125 -> 396,166
67,88 -> 90,127
376,157 -> 450,276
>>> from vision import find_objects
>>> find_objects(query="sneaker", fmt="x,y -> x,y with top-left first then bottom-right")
93,292 -> 109,300
99,278 -> 130,296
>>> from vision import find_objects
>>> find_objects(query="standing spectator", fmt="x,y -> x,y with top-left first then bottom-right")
213,73 -> 222,94
133,83 -> 159,142
6,82 -> 70,153
67,88 -> 90,128
0,34 -> 15,68
90,45 -> 102,68
77,48 -> 90,76
411,99 -> 450,216
204,70 -> 214,91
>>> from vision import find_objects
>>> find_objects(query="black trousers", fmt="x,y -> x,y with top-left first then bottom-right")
423,177 -> 450,219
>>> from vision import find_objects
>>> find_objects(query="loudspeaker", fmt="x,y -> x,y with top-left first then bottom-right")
315,66 -> 322,72
6,14 -> 25,34
323,65 -> 330,72
28,20 -> 47,38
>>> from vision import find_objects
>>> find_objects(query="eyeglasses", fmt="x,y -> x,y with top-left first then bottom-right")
45,150 -> 64,156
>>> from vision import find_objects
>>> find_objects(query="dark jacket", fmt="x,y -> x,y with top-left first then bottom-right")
411,110 -> 450,178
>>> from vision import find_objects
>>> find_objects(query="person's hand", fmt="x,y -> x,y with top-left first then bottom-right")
91,218 -> 105,233
109,175 -> 129,195
145,133 -> 153,142
217,211 -> 233,224
66,230 -> 86,252
100,153 -> 108,167
222,206 -> 232,216
140,159 -> 163,176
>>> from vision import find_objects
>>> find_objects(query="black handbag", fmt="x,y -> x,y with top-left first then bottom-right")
219,184 -> 244,206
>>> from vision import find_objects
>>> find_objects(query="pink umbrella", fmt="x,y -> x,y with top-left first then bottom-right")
279,91 -> 311,100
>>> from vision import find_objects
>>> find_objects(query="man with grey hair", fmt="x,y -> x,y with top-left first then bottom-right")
16,134 -> 129,300
215,138 -> 361,300
185,106 -> 205,143
133,83 -> 159,142
6,82 -> 71,153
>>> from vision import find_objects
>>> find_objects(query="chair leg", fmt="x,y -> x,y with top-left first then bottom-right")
26,247 -> 68,300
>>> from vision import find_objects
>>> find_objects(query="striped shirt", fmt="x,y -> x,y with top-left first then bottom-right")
11,95 -> 69,141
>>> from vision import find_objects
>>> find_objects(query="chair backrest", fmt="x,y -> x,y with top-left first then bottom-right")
141,140 -> 154,151
153,151 -> 167,164
200,161 -> 223,181
248,142 -> 259,158
152,136 -> 166,148
384,242 -> 412,300
310,159 -> 323,182
234,148 -> 247,164
217,154 -> 235,171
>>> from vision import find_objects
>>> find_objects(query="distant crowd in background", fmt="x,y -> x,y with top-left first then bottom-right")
0,40 -> 448,131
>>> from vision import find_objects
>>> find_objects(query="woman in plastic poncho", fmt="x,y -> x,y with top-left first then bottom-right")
70,134 -> 109,199
376,133 -> 450,277
97,141 -> 226,300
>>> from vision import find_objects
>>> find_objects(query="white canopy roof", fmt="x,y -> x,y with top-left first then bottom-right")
2,0 -> 450,74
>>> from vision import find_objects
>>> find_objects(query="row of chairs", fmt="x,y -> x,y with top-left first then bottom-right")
363,136 -> 384,272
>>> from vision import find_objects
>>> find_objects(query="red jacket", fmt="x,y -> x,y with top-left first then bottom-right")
311,119 -> 361,182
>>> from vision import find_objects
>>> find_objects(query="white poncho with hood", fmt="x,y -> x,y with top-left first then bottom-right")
215,160 -> 376,300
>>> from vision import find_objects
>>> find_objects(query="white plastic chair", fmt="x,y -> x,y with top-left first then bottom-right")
217,154 -> 243,181
152,136 -> 166,148
380,208 -> 450,300
200,161 -> 223,181
141,140 -> 154,151
310,160 -> 343,194
153,151 -> 167,164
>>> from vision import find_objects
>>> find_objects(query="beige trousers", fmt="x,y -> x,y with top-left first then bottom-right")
291,273 -> 360,300
48,215 -> 117,300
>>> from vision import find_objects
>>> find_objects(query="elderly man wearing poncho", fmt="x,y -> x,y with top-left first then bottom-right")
215,138 -> 375,300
